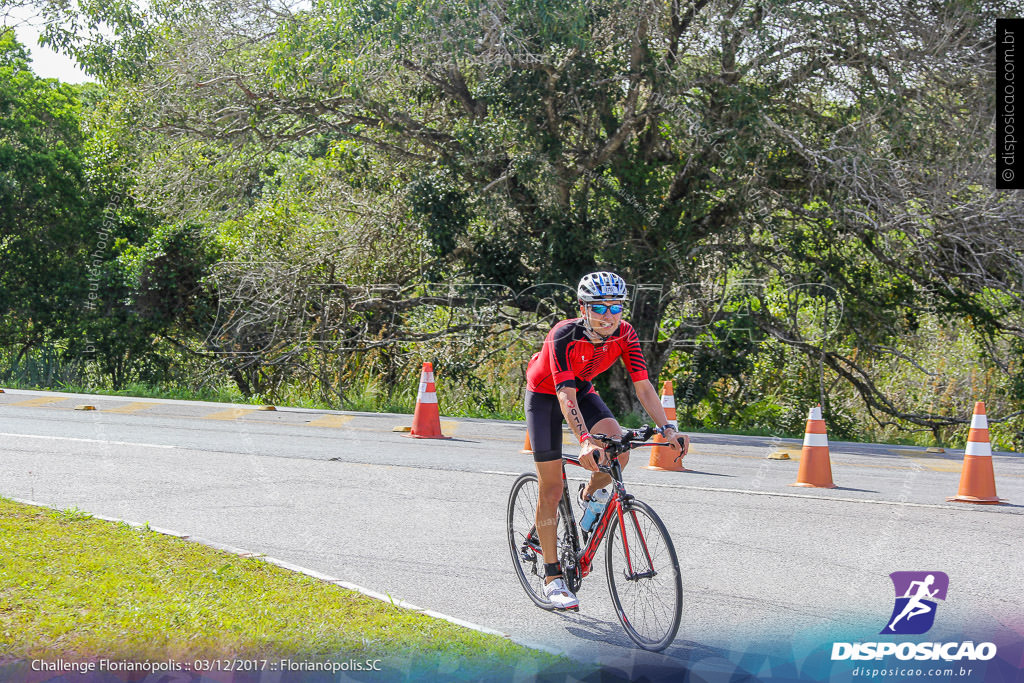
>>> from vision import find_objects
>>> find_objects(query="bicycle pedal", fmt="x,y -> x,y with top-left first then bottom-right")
550,603 -> 580,613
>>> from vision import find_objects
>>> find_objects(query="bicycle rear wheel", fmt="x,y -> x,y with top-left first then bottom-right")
605,499 -> 682,651
507,473 -> 577,609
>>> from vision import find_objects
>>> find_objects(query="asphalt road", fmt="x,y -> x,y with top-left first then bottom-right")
1,388 -> 1022,680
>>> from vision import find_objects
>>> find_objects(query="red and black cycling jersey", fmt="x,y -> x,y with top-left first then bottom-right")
526,318 -> 649,395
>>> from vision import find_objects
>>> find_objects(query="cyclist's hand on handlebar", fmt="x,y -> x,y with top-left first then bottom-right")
662,428 -> 689,456
578,438 -> 607,471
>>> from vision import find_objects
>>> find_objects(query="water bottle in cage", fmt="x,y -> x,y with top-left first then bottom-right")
579,488 -> 611,533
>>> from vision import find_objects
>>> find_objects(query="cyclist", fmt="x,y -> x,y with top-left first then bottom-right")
524,271 -> 689,610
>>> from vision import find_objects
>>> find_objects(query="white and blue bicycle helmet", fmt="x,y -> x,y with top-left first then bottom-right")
577,271 -> 627,303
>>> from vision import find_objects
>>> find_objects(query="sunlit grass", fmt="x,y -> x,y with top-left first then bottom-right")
0,498 -> 565,676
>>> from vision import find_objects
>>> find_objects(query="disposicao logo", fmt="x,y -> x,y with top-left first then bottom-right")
881,571 -> 948,635
831,571 -> 997,663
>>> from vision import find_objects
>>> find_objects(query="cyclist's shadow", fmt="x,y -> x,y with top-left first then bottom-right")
563,617 -> 725,656
562,615 -> 626,646
561,620 -> 734,679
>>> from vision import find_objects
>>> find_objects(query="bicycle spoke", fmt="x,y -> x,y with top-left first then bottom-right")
508,473 -> 574,610
508,475 -> 543,602
605,500 -> 682,651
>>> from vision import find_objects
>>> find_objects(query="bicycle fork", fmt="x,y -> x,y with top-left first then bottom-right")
578,494 -> 657,581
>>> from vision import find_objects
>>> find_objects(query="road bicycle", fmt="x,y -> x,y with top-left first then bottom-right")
506,426 -> 683,651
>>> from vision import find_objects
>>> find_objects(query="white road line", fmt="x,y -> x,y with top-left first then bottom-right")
0,442 -> 1001,514
632,481 -> 974,510
477,469 -> 985,511
0,432 -> 178,450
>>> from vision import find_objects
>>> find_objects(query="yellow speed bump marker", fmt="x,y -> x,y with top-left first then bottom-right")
258,405 -> 277,411
768,447 -> 801,460
75,405 -> 97,411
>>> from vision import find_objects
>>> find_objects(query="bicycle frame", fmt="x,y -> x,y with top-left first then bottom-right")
560,448 -> 655,582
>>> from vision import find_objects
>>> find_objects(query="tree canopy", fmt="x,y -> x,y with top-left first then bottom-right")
2,0 -> 1022,443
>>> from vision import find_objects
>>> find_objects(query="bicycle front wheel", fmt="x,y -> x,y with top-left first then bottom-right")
605,499 -> 682,651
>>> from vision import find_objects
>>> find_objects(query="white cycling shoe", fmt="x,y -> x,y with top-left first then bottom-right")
543,577 -> 579,612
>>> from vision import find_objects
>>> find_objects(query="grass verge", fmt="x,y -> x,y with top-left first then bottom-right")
0,498 -> 566,677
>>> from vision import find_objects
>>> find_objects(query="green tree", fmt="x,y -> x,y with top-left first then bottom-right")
0,30 -> 220,388
38,0 -> 1024,426
0,29 -> 91,374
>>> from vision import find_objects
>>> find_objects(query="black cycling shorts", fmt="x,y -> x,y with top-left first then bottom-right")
524,389 -> 616,463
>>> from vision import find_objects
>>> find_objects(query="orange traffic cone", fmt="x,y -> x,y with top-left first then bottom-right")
948,402 -> 1004,504
521,432 -> 533,454
647,381 -> 686,471
407,362 -> 451,439
790,405 -> 836,488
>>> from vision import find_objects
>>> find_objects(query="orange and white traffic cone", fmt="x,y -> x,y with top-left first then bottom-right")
948,402 -> 1004,504
790,405 -> 836,488
521,432 -> 533,454
647,381 -> 686,472
408,362 -> 451,439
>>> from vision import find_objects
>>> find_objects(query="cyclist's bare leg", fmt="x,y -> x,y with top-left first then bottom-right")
535,458 -> 566,585
582,417 -> 628,499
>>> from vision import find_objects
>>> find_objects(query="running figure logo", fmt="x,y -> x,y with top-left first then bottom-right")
881,571 -> 949,635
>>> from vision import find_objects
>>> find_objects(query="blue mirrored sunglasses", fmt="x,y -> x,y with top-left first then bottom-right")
588,303 -> 623,315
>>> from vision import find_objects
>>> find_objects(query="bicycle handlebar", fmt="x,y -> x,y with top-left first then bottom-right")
563,425 -> 685,473
591,425 -> 658,447
593,425 -> 685,453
